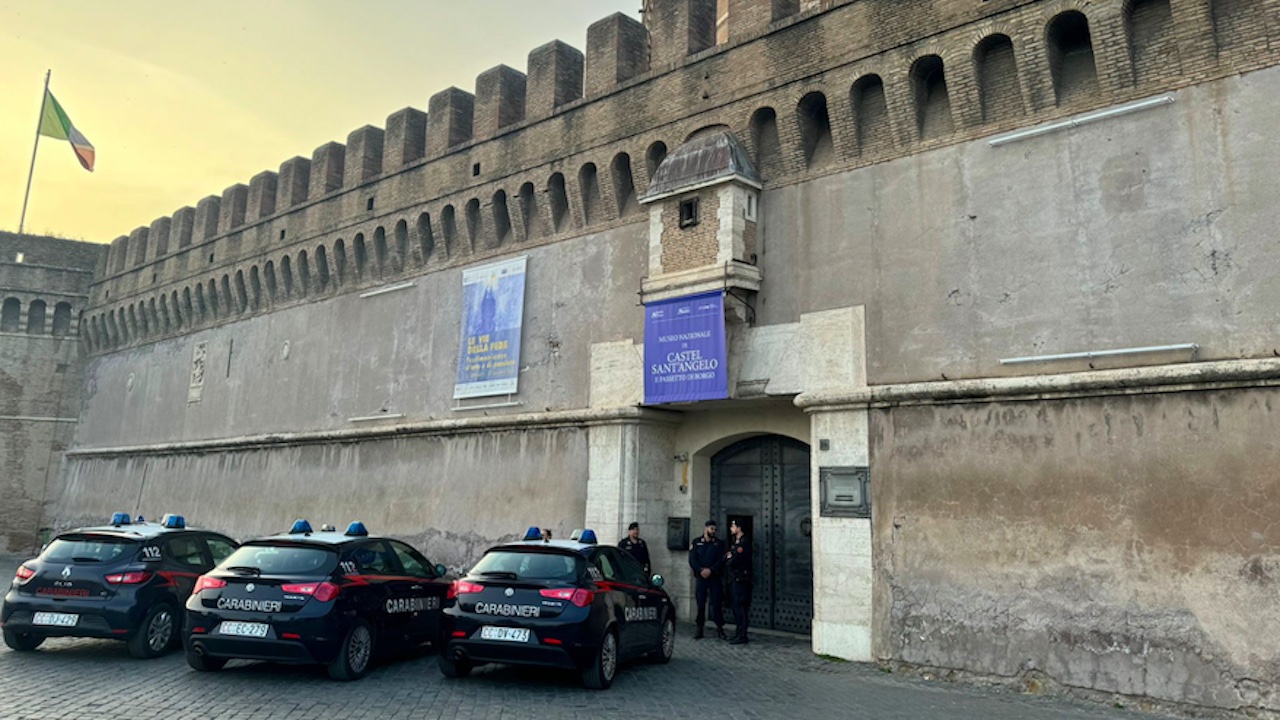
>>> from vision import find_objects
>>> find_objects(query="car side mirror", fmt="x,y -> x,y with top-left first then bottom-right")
435,564 -> 447,577
651,574 -> 664,588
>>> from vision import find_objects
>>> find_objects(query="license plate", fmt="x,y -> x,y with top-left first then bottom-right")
218,622 -> 269,638
480,626 -> 530,643
32,612 -> 78,627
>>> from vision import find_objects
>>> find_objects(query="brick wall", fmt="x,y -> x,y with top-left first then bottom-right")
660,191 -> 721,272
81,0 -> 1280,353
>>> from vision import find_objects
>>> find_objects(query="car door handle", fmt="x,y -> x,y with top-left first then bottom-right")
639,595 -> 647,600
410,585 -> 423,591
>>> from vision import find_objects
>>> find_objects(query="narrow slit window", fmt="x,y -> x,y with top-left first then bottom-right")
679,198 -> 700,228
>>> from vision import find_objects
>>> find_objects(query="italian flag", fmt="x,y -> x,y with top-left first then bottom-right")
39,91 -> 95,172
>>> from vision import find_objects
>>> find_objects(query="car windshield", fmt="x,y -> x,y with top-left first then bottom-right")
471,550 -> 582,582
220,543 -> 338,576
41,534 -> 138,563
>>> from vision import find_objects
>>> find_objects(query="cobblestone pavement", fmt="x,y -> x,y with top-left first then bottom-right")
0,556 -> 1175,720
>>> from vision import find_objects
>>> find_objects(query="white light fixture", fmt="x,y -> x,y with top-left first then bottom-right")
359,281 -> 416,299
1000,343 -> 1199,366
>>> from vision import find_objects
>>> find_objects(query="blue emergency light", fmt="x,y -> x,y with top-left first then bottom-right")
578,529 -> 598,545
289,519 -> 313,535
345,522 -> 369,537
522,526 -> 542,541
110,512 -> 132,526
162,514 -> 186,529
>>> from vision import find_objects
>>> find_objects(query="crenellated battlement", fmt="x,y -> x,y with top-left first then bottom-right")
82,0 -> 1280,354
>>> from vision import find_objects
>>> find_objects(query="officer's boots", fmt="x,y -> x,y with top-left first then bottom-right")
694,626 -> 704,640
716,626 -> 727,640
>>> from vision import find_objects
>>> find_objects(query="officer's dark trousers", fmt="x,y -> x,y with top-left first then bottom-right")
730,581 -> 751,639
694,576 -> 724,628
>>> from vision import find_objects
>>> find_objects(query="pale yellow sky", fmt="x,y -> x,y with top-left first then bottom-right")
0,1 -> 639,242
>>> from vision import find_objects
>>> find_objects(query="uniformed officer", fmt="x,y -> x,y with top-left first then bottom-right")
618,522 -> 651,575
688,519 -> 727,640
726,518 -> 753,645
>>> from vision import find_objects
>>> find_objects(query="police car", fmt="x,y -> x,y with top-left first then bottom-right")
183,520 -> 449,681
438,527 -> 675,690
2,513 -> 238,659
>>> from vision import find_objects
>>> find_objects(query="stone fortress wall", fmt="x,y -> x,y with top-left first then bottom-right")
80,0 -> 1278,364
42,0 -> 1280,714
0,233 -> 104,552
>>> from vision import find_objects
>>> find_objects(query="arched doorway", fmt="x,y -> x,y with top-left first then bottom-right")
711,435 -> 813,634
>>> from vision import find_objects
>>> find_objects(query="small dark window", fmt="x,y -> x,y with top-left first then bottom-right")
679,198 -> 700,228
472,163 -> 481,177
279,229 -> 286,240
208,253 -> 215,264
366,197 -> 375,211
152,273 -> 158,284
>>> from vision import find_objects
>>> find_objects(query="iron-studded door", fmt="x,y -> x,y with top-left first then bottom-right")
711,435 -> 813,634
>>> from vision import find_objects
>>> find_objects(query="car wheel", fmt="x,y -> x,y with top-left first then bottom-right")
185,644 -> 227,672
438,651 -> 472,678
128,604 -> 177,659
2,628 -> 44,652
581,628 -> 618,690
653,616 -> 675,664
327,618 -> 375,681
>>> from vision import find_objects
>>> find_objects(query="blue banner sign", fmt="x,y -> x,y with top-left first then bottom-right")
644,291 -> 728,404
454,256 -> 528,400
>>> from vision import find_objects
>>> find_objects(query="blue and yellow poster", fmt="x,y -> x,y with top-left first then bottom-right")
454,256 -> 527,399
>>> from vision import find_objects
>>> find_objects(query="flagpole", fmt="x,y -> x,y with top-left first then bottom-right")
18,69 -> 51,235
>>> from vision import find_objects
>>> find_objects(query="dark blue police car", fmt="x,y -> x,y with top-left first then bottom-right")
184,520 -> 449,681
2,513 -> 238,659
438,527 -> 675,689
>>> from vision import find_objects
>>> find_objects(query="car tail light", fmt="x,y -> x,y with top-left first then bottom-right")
104,571 -> 153,585
447,580 -> 484,600
193,576 -> 227,594
281,582 -> 340,603
14,565 -> 35,583
539,588 -> 593,608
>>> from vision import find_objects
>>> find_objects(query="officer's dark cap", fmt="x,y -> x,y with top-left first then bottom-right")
628,522 -> 639,531
705,519 -> 718,527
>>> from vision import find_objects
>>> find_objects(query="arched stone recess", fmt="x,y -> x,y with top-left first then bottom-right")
611,153 -> 639,218
1047,10 -> 1099,105
249,266 -> 263,310
645,142 -> 669,185
910,54 -> 955,140
394,220 -> 409,272
315,245 -> 331,291
353,234 -> 368,283
26,299 -> 47,335
234,271 -> 249,314
517,183 -> 540,241
796,91 -> 835,168
53,302 -> 73,337
974,34 -> 1024,124
5,297 -> 27,332
417,213 -> 437,265
849,75 -> 892,158
491,190 -> 513,248
220,275 -> 234,315
373,227 -> 388,278
331,240 -> 346,287
465,199 -> 483,251
298,250 -> 312,296
264,261 -> 278,302
547,174 -> 570,233
749,107 -> 784,178
441,205 -> 459,258
578,163 -> 603,226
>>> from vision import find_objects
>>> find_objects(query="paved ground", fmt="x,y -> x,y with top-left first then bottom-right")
0,555 -> 1177,720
